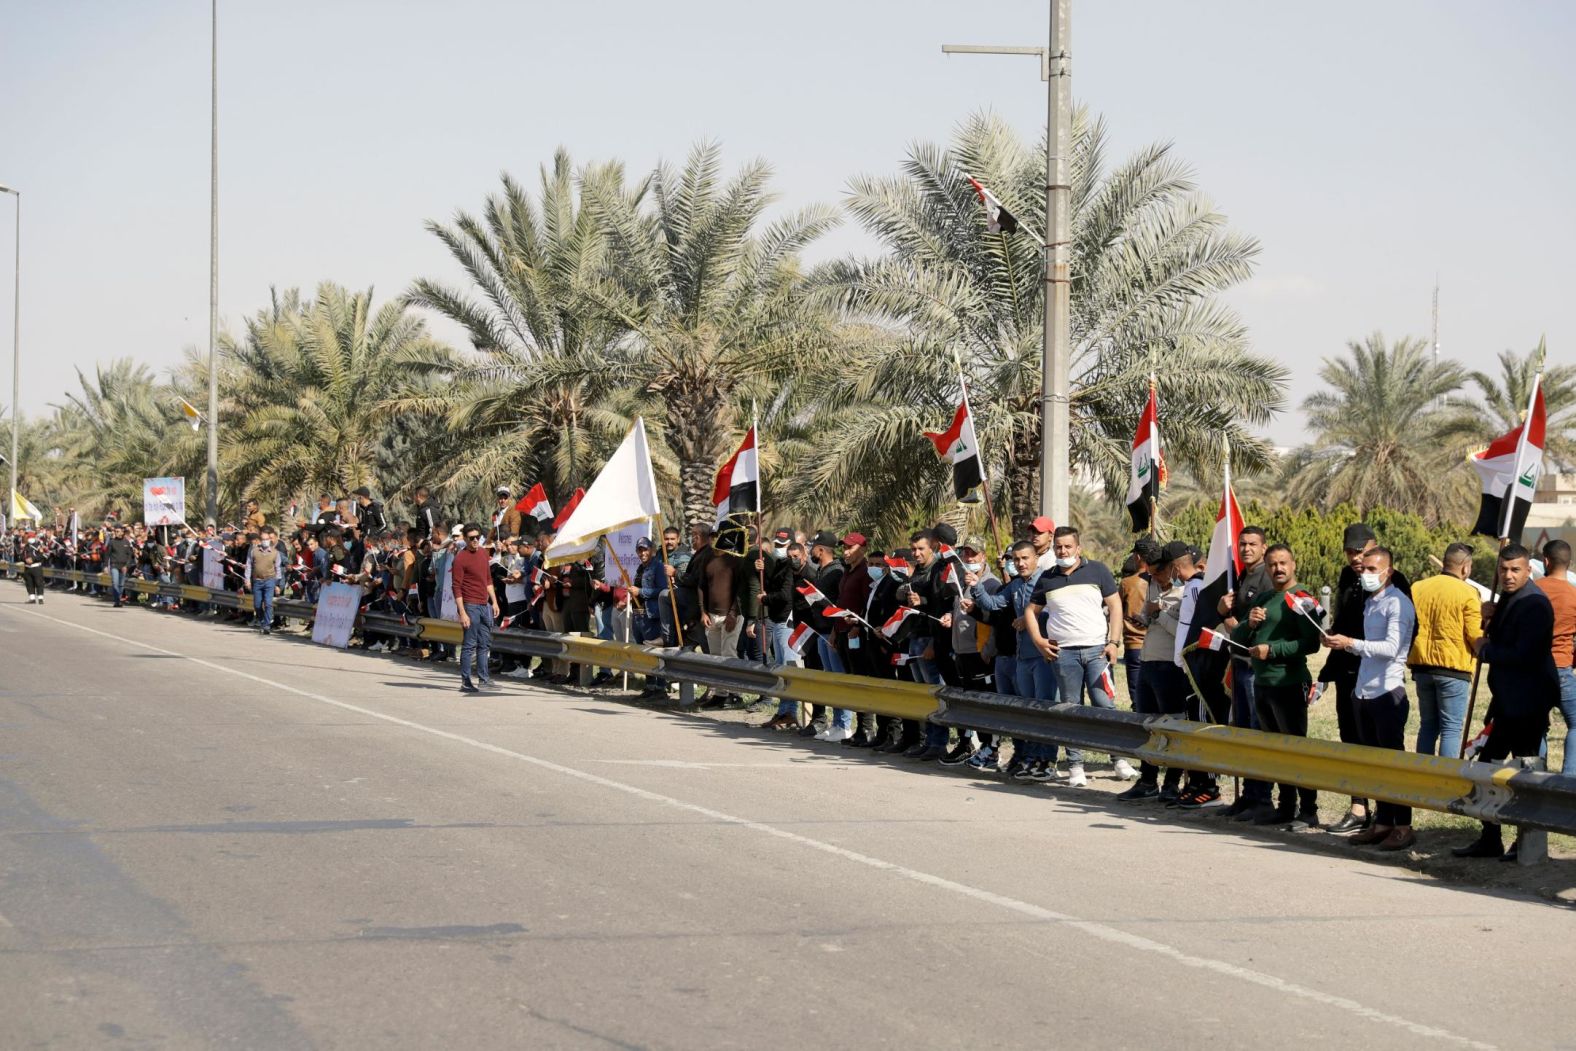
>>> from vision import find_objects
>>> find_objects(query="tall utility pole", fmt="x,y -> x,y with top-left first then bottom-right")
942,0 -> 1072,525
0,183 -> 18,522
1431,276 -> 1440,364
206,0 -> 220,525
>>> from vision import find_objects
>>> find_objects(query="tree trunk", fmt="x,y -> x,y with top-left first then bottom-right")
666,386 -> 723,528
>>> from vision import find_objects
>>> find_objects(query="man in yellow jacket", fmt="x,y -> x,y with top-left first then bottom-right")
1406,543 -> 1483,759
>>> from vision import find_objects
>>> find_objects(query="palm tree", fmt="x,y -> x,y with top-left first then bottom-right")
401,152 -> 658,513
1283,333 -> 1471,525
1463,346 -> 1576,470
583,141 -> 843,525
803,110 -> 1288,537
224,283 -> 452,510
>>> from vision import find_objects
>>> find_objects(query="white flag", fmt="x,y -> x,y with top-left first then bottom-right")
544,418 -> 663,567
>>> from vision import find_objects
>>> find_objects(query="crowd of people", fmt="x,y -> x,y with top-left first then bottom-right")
7,485 -> 1573,862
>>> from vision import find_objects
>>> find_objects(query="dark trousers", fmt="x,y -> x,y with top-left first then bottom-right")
1135,660 -> 1187,786
1476,711 -> 1550,842
1333,678 -> 1369,811
1254,681 -> 1317,813
22,565 -> 45,596
1355,687 -> 1411,826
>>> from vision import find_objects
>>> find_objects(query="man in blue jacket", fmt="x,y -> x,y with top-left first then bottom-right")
1453,543 -> 1559,861
969,541 -> 1043,777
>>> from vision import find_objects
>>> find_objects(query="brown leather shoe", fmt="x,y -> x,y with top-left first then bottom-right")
1376,827 -> 1416,852
1349,825 -> 1391,846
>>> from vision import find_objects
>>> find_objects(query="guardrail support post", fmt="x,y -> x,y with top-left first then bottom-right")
678,680 -> 695,708
575,634 -> 594,688
1514,757 -> 1550,866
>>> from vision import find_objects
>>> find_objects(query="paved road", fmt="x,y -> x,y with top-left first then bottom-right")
0,587 -> 1569,1050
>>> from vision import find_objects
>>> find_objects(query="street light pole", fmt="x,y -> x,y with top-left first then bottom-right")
206,0 -> 220,526
0,183 -> 18,525
941,0 -> 1072,526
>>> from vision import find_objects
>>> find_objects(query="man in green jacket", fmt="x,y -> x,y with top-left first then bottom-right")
1232,543 -> 1324,828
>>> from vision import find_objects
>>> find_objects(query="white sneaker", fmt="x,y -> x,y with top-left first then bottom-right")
1067,764 -> 1088,788
822,725 -> 854,743
1051,763 -> 1069,781
1113,758 -> 1140,782
814,727 -> 835,741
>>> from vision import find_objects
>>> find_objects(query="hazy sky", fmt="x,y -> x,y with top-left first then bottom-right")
2,0 -> 1572,445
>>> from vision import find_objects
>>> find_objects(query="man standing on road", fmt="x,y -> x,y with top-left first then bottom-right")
106,525 -> 137,608
451,524 -> 500,694
1320,523 -> 1412,835
1323,547 -> 1417,851
1118,541 -> 1191,802
1218,526 -> 1273,817
249,526 -> 281,635
1453,544 -> 1559,861
1023,527 -> 1127,787
1233,543 -> 1323,828
1406,542 -> 1482,760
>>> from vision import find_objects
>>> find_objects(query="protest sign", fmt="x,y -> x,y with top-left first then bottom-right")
143,477 -> 186,526
312,582 -> 361,649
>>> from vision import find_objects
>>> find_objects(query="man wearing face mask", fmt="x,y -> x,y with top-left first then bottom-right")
968,540 -> 1041,775
249,526 -> 281,635
860,550 -> 909,749
784,541 -> 828,735
1322,546 -> 1418,851
1321,523 -> 1412,835
831,531 -> 877,744
1023,527 -> 1124,787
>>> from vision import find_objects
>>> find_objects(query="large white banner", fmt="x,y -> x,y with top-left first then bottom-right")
201,544 -> 225,591
312,582 -> 362,649
143,477 -> 185,527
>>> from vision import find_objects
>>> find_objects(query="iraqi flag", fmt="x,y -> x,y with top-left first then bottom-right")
1178,466 -> 1243,653
966,175 -> 1020,236
713,427 -> 760,526
923,401 -> 983,500
796,581 -> 829,605
786,622 -> 817,655
515,483 -> 553,522
1471,379 -> 1546,539
552,488 -> 584,530
1125,384 -> 1167,532
880,607 -> 918,639
1198,627 -> 1242,653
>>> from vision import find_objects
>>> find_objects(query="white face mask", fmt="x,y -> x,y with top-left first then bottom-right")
963,561 -> 983,574
1359,571 -> 1383,593
1055,555 -> 1078,569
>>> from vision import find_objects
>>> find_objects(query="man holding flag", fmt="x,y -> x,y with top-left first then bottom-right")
1232,544 -> 1324,828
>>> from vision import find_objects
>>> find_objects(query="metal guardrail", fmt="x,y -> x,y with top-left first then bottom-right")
6,562 -> 1574,838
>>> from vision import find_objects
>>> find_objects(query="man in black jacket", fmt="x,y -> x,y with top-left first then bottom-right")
352,487 -> 387,537
1320,523 -> 1413,834
756,528 -> 800,729
106,525 -> 137,608
412,487 -> 438,541
1453,544 -> 1559,861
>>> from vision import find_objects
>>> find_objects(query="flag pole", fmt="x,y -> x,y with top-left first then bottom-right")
955,362 -> 1006,560
1463,338 -> 1545,755
753,403 -> 769,670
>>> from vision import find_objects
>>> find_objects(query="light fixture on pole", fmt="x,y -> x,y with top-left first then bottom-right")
0,182 -> 18,524
941,0 -> 1072,525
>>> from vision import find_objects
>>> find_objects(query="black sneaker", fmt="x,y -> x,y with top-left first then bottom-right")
1293,809 -> 1320,829
1158,784 -> 1181,805
1026,760 -> 1054,783
1252,807 -> 1296,827
1117,782 -> 1160,802
798,723 -> 823,739
1223,797 -> 1252,817
1013,759 -> 1041,782
459,682 -> 480,694
1180,787 -> 1223,809
938,743 -> 975,767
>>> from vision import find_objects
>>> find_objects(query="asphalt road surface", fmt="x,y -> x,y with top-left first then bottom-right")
1,587 -> 1571,1050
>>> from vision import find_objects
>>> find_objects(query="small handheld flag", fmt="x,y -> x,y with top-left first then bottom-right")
787,622 -> 817,655
1464,722 -> 1493,760
881,607 -> 918,639
796,581 -> 829,605
822,605 -> 857,621
1198,627 -> 1247,653
1098,667 -> 1117,700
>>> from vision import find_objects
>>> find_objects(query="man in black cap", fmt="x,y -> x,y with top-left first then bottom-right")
1118,541 -> 1193,801
756,527 -> 800,728
1320,522 -> 1412,835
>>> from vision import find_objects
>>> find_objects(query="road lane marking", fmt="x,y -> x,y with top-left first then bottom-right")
2,602 -> 1496,1050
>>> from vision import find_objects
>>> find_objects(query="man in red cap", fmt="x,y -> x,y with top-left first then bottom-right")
1028,516 -> 1058,574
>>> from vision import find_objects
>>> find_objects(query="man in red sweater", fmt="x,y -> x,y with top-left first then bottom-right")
451,523 -> 501,693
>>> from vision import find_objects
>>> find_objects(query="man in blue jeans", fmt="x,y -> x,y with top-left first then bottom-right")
1023,526 -> 1128,787
248,526 -> 281,635
1537,540 -> 1576,773
971,541 -> 1044,777
1406,541 -> 1482,761
450,524 -> 500,693
105,525 -> 136,608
